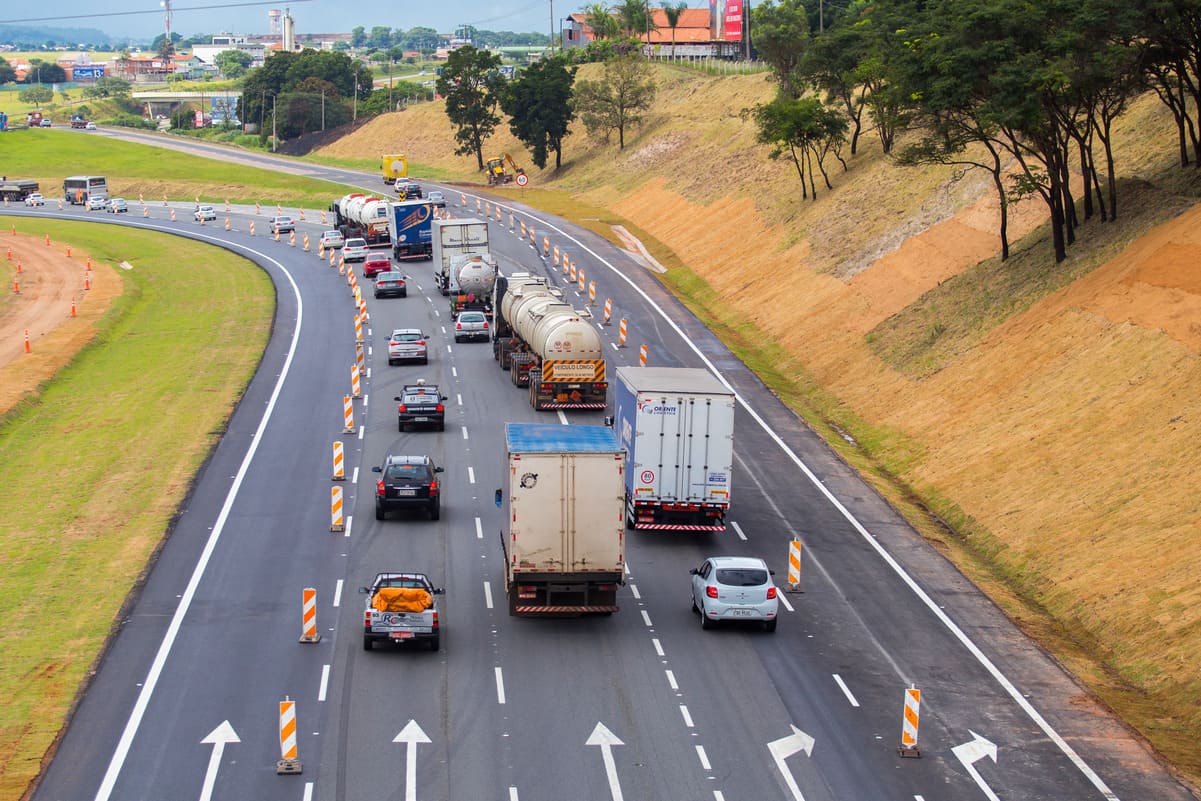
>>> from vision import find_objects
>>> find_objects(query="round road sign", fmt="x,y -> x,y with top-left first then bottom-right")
515,173 -> 529,187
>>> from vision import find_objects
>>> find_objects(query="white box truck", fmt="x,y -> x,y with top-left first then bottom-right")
432,218 -> 489,295
614,366 -> 735,531
498,423 -> 626,615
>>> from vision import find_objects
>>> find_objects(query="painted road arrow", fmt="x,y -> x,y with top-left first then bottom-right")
767,724 -> 816,801
952,730 -> 1001,801
586,722 -> 626,801
393,720 -> 432,801
198,721 -> 240,801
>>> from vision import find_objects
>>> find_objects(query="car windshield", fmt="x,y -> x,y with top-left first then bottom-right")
715,568 -> 769,587
385,464 -> 424,479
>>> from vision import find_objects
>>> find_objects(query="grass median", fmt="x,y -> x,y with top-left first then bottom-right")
0,220 -> 273,800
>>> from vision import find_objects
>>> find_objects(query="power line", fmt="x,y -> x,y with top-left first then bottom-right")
0,0 -> 313,26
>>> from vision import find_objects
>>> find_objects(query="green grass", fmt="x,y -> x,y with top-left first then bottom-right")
0,128 -> 360,206
0,220 -> 273,800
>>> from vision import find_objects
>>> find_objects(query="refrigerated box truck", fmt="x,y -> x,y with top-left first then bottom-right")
498,423 -> 626,615
614,366 -> 735,531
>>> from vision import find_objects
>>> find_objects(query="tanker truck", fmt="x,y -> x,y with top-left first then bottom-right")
502,287 -> 608,411
432,218 -> 489,295
447,253 -> 499,317
331,193 -> 391,246
492,274 -> 561,369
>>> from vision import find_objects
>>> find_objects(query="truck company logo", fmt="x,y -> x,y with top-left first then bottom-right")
707,472 -> 728,484
399,206 -> 431,230
520,473 -> 538,488
637,399 -> 678,415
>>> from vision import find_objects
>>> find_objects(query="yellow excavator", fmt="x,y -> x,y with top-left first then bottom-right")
486,153 -> 526,186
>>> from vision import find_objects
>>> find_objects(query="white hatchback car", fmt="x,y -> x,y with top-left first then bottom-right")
319,230 -> 345,250
86,195 -> 108,211
194,205 -> 217,221
342,238 -> 369,262
24,193 -> 45,207
690,556 -> 779,632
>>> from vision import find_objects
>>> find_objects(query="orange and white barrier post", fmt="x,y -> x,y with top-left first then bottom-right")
56,198 -> 63,210
496,206 -> 502,222
318,243 -> 325,259
897,687 -> 921,757
249,221 -> 256,236
342,395 -> 355,433
355,343 -> 365,371
255,201 -> 261,216
787,540 -> 802,589
162,193 -> 168,206
528,228 -> 536,248
225,218 -> 231,231
351,364 -> 362,398
330,486 -> 345,532
142,206 -> 149,218
321,210 -> 328,225
329,250 -> 336,267
299,588 -> 321,643
24,328 -> 31,352
485,201 -> 491,216
289,231 -> 296,247
520,221 -> 527,238
170,208 -> 176,222
542,236 -> 550,257
577,269 -> 586,292
139,193 -> 145,205
475,198 -> 482,213
332,441 -> 345,480
303,233 -> 310,252
276,697 -> 303,773
274,229 -> 281,243
299,208 -> 305,221
224,198 -> 231,212
618,318 -> 628,347
276,204 -> 282,216
588,281 -> 596,306
569,262 -> 577,284
603,298 -> 612,325
639,343 -> 648,367
553,245 -> 560,267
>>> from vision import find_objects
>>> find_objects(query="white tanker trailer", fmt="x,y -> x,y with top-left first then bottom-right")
504,290 -> 608,411
446,253 -> 498,316
331,193 -> 391,246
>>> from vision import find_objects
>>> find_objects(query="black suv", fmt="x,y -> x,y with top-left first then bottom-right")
372,455 -> 444,520
395,383 -> 446,432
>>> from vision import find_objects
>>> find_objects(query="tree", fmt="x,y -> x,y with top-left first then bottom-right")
437,46 -> 505,170
18,85 -> 53,106
24,60 -> 67,84
351,26 -> 367,47
661,2 -> 689,51
615,0 -> 657,39
82,76 -> 132,99
746,95 -> 848,199
152,31 -> 182,59
367,26 -> 394,50
583,3 -> 622,40
752,0 -> 811,99
501,57 -> 578,169
0,57 -> 16,85
571,53 -> 656,148
214,49 -> 254,79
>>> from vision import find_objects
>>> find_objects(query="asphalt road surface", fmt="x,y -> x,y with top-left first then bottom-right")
7,135 -> 1196,801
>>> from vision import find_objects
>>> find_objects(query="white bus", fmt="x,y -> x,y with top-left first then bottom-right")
63,175 -> 108,205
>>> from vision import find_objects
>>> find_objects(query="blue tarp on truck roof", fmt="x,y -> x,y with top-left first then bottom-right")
506,423 -> 621,454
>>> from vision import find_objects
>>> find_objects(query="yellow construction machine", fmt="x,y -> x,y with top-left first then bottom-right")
485,153 -> 526,186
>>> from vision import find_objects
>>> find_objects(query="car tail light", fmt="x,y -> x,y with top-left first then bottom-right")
767,587 -> 777,599
435,404 -> 444,412
706,586 -> 719,598
431,611 -> 439,628
364,611 -> 372,627
397,404 -> 407,413
376,479 -> 385,497
482,321 -> 489,329
416,340 -> 425,346
429,480 -> 438,496
456,322 -> 462,330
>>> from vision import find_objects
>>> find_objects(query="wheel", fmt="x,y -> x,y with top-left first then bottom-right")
764,619 -> 778,633
400,291 -> 407,297
429,636 -> 440,652
421,358 -> 428,365
454,335 -> 462,343
375,505 -> 385,521
438,421 -> 445,432
429,503 -> 440,521
363,635 -> 373,651
700,606 -> 714,630
399,421 -> 406,432
625,510 -> 635,530
691,593 -> 698,613
388,359 -> 397,366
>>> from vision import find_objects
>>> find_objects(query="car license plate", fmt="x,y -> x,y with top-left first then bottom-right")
389,631 -> 413,639
730,609 -> 754,617
394,489 -> 416,497
412,416 -> 428,422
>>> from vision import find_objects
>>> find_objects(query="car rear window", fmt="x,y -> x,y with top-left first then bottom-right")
715,568 -> 769,587
386,464 -> 426,479
393,332 -> 422,342
403,392 -> 435,404
347,239 -> 366,247
460,313 -> 485,322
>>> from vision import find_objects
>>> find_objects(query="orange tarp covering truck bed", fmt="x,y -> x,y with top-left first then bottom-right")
372,587 -> 432,613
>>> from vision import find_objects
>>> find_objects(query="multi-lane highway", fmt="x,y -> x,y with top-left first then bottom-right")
8,140 -> 1196,801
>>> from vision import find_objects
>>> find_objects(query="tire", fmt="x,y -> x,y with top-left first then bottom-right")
375,505 -> 385,521
691,593 -> 698,613
401,291 -> 407,298
399,421 -> 406,432
388,359 -> 397,366
437,421 -> 445,432
429,636 -> 440,652
700,606 -> 714,630
764,619 -> 778,633
421,358 -> 428,365
363,635 -> 373,651
429,503 -> 440,521
454,336 -> 462,343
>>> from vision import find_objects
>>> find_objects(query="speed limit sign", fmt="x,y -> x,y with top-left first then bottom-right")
515,173 -> 529,187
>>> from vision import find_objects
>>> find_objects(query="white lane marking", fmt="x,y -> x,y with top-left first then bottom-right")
447,345 -> 453,354
318,664 -> 330,702
452,366 -> 458,378
630,584 -> 641,600
696,745 -> 711,771
557,410 -> 568,425
344,515 -> 353,539
778,593 -> 794,613
730,520 -> 747,541
366,367 -> 372,379
468,466 -> 476,484
714,792 -> 726,801
495,667 -> 506,704
652,638 -> 664,657
433,309 -> 440,317
333,579 -> 344,608
832,674 -> 860,707
363,394 -> 369,408
351,466 -> 359,484
680,705 -> 694,727
457,393 -> 463,406
304,782 -> 314,801
484,581 -> 494,609
509,788 -> 519,801
462,426 -> 469,440
357,425 -> 365,440
475,517 -> 483,539
610,342 -> 619,352
92,239 -> 304,801
665,670 -> 678,691
440,325 -> 446,334
641,610 -> 653,627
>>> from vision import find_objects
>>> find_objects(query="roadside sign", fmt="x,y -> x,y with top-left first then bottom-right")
515,173 -> 529,187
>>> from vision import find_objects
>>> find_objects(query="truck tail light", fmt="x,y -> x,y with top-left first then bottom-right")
376,479 -> 385,496
706,586 -> 719,599
767,587 -> 777,599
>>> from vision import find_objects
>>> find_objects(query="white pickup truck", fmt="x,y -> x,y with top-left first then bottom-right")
360,572 -> 443,651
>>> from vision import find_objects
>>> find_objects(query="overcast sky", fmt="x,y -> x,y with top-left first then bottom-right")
2,0 -> 574,44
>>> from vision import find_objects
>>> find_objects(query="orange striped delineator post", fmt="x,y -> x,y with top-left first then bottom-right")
299,208 -> 306,221
169,208 -> 176,222
24,328 -> 30,353
318,242 -> 325,259
303,233 -> 310,252
476,198 -> 482,213
542,236 -> 550,257
355,342 -> 365,371
529,228 -> 536,248
569,262 -> 578,284
342,395 -> 355,434
276,697 -> 303,773
351,364 -> 362,398
224,198 -> 231,212
897,687 -> 922,757
618,318 -> 628,347
249,221 -> 256,237
321,210 -> 328,225
255,201 -> 261,216
289,230 -> 296,247
224,218 -> 231,231
276,204 -> 282,216
602,299 -> 613,325
496,206 -> 502,222
57,198 -> 64,210
588,281 -> 596,306
553,245 -> 560,267
787,540 -> 802,589
142,205 -> 149,218
562,254 -> 570,275
329,250 -> 336,267
330,486 -> 345,532
577,269 -> 586,293
332,440 -> 346,480
299,588 -> 321,643
274,229 -> 281,243
485,201 -> 491,216
639,343 -> 648,367
520,221 -> 527,238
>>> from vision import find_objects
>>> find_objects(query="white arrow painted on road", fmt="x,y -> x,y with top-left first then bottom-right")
198,721 -> 239,801
767,724 -> 816,801
393,719 -> 432,801
585,722 -> 626,801
952,730 -> 1001,801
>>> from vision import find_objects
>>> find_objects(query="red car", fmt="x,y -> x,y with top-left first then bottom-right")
363,252 -> 392,278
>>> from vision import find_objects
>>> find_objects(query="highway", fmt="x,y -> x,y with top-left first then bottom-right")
8,140 -> 1195,801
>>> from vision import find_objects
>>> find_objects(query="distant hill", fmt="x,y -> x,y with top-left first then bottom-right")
0,24 -> 117,49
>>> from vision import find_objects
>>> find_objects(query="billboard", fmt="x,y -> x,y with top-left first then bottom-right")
72,65 -> 105,79
723,0 -> 743,41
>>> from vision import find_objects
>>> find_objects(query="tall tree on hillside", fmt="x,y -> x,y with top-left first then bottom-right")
662,2 -> 689,50
572,53 -> 656,148
583,4 -> 622,40
437,46 -> 505,170
751,0 -> 811,98
24,60 -> 67,84
351,26 -> 367,47
214,49 -> 253,79
0,57 -> 17,85
501,57 -> 578,169
747,95 -> 847,199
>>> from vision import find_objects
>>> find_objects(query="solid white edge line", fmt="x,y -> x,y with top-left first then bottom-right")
332,579 -> 344,608
475,517 -> 483,540
93,239 -> 304,801
318,664 -> 331,702
495,667 -> 506,704
730,520 -> 747,541
680,705 -> 694,727
778,593 -> 795,613
453,195 -> 1118,800
484,581 -> 494,610
832,673 -> 860,708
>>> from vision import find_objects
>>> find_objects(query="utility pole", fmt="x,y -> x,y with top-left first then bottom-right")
321,89 -> 325,131
352,75 -> 358,122
271,94 -> 276,151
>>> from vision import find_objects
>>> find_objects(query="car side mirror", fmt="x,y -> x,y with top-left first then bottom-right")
769,569 -> 776,576
393,396 -> 402,402
433,587 -> 445,595
434,466 -> 444,473
441,395 -> 448,401
689,568 -> 699,576
358,586 -> 370,594
494,489 -> 503,507
371,466 -> 382,473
